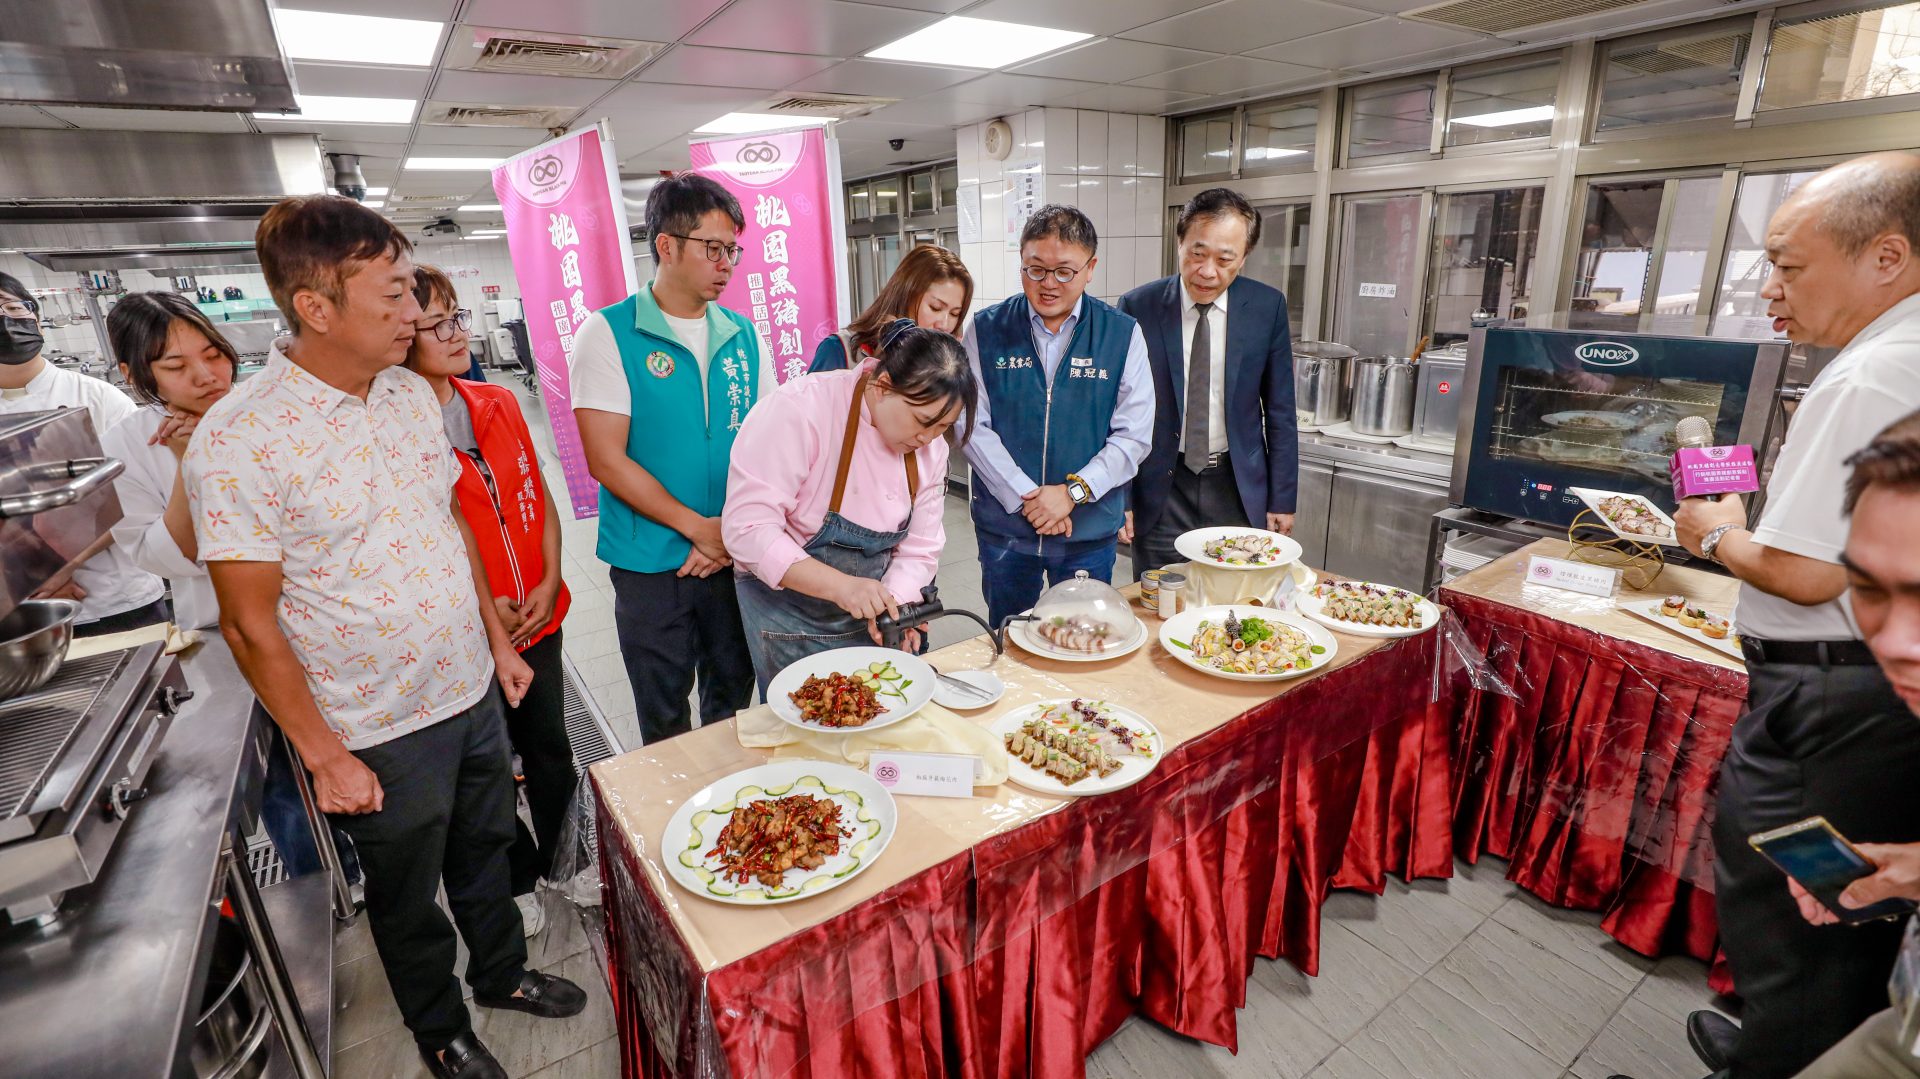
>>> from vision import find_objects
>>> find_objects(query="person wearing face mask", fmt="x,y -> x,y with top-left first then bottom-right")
0,272 -> 169,635
403,263 -> 579,936
808,244 -> 973,373
724,322 -> 974,691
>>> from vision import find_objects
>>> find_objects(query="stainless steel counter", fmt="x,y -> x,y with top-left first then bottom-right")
1296,430 -> 1456,591
0,640 -> 271,1078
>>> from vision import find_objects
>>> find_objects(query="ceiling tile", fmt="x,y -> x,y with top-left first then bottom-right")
459,0 -> 731,42
844,0 -> 973,10
1009,38 -> 1220,83
687,0 -> 941,57
1118,0 -> 1373,52
34,107 -> 253,133
599,79 -> 768,113
943,72 -> 1101,107
410,126 -> 549,150
1125,55 -> 1320,95
1317,0 -> 1421,13
958,0 -> 1217,36
289,61 -> 432,99
1248,17 -> 1490,67
260,122 -> 409,144
786,58 -> 980,98
830,117 -> 954,158
430,69 -> 613,107
1053,83 -> 1211,112
861,95 -> 1007,128
633,46 -> 842,90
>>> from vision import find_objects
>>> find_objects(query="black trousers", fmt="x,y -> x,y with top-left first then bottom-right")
1712,655 -> 1920,1078
609,566 -> 755,744
505,629 -> 579,895
328,692 -> 528,1053
1137,456 -> 1253,573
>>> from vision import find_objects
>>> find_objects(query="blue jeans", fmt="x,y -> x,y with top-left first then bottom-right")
977,532 -> 1118,628
262,720 -> 362,881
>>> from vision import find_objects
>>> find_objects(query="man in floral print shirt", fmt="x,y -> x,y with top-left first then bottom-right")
186,196 -> 583,1079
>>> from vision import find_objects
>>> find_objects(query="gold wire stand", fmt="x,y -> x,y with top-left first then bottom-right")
1566,510 -> 1667,590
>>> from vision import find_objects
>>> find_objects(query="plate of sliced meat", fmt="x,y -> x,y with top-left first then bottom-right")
1007,610 -> 1150,662
991,698 -> 1163,796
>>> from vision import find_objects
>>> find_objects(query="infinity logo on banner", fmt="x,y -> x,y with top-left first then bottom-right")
736,141 -> 780,165
529,154 -> 564,186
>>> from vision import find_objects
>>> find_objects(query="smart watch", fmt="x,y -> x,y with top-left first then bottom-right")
1064,473 -> 1093,505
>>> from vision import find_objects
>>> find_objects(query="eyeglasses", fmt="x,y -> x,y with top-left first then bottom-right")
666,234 -> 745,267
1022,264 -> 1085,285
0,298 -> 39,319
421,308 -> 472,343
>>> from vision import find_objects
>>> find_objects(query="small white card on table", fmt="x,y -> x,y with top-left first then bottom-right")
1525,554 -> 1620,597
868,751 -> 981,798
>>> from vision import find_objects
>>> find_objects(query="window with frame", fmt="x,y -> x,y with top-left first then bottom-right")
936,165 -> 959,209
1445,57 -> 1559,148
1424,187 -> 1545,344
1241,99 -> 1318,172
847,183 -> 872,222
1238,201 -> 1312,329
1711,169 -> 1821,338
871,179 -> 900,217
1346,76 -> 1437,162
1179,114 -> 1235,180
1593,19 -> 1754,131
907,170 -> 935,215
1757,1 -> 1920,111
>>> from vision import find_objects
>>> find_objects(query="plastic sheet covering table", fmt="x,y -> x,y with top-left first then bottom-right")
592,589 -> 1458,1079
1438,539 -> 1745,983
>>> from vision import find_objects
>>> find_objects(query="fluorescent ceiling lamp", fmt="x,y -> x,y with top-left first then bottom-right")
366,187 -> 389,197
1449,104 -> 1555,128
693,112 -> 828,135
458,204 -> 502,213
255,94 -> 416,124
866,16 -> 1090,69
274,9 -> 443,66
361,200 -> 385,209
405,157 -> 503,171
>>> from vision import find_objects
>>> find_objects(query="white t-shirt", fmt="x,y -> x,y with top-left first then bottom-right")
568,297 -> 777,418
99,408 -> 219,630
0,363 -> 167,623
1736,292 -> 1920,641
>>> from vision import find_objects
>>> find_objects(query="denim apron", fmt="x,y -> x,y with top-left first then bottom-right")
735,372 -> 922,694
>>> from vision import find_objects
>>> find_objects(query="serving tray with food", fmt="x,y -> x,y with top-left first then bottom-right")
1157,605 -> 1337,682
1297,579 -> 1441,638
1570,486 -> 1681,547
1619,596 -> 1742,658
990,698 -> 1163,796
767,646 -> 936,733
1175,526 -> 1304,571
1007,611 -> 1150,662
663,760 -> 896,905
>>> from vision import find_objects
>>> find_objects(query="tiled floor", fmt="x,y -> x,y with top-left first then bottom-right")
328,381 -> 1723,1079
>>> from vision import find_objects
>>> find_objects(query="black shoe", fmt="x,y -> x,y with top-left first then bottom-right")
419,1033 -> 506,1079
474,969 -> 587,1019
1687,1010 -> 1739,1072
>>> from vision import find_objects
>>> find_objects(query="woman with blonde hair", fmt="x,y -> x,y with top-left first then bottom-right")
809,243 -> 972,372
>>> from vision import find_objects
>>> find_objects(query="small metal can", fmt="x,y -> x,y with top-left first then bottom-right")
1139,569 -> 1165,612
1157,572 -> 1188,618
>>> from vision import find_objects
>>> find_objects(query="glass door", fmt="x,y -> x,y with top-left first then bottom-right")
1240,200 -> 1312,330
1424,186 -> 1544,346
1567,175 -> 1721,334
1332,192 -> 1427,357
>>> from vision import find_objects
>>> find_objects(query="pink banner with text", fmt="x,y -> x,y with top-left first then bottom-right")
494,125 -> 637,520
689,126 -> 845,385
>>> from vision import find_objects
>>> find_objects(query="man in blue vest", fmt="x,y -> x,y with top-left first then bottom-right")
570,173 -> 776,742
963,204 -> 1154,627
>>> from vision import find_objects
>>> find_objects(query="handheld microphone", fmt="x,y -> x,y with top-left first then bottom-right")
1671,415 -> 1759,502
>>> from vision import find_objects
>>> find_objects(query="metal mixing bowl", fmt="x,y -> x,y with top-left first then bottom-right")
0,599 -> 80,699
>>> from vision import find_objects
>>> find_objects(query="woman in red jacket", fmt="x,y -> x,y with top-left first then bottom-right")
407,264 -> 576,935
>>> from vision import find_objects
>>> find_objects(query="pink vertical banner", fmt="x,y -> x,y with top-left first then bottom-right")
688,125 -> 847,385
493,123 -> 638,520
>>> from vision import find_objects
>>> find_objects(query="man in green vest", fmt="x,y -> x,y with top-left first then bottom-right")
571,172 -> 776,742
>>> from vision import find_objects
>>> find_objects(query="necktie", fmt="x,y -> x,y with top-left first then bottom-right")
1184,302 -> 1214,473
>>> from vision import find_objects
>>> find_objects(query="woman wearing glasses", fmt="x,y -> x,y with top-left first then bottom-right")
0,273 -> 170,635
405,264 -> 577,935
808,244 -> 973,373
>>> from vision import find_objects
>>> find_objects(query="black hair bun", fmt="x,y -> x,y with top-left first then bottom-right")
878,317 -> 918,352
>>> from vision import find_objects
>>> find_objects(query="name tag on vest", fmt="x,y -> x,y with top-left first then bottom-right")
1070,355 -> 1093,367
993,356 -> 1034,370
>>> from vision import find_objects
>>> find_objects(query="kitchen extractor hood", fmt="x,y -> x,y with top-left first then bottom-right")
0,0 -> 296,111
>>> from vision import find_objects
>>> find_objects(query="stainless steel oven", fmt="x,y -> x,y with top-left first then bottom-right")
1451,326 -> 1789,527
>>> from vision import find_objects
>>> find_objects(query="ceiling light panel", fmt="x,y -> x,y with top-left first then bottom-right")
866,17 -> 1091,70
693,112 -> 830,134
275,9 -> 445,67
405,157 -> 505,171
458,204 -> 503,212
255,95 -> 417,124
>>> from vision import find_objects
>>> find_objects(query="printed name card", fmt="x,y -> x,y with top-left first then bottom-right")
1525,555 -> 1620,598
868,751 -> 982,798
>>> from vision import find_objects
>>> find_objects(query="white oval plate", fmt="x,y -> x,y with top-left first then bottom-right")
662,760 -> 896,906
1297,581 -> 1441,638
991,699 -> 1163,797
1007,612 -> 1150,662
1175,526 -> 1305,571
1158,604 -> 1338,682
767,645 -> 936,734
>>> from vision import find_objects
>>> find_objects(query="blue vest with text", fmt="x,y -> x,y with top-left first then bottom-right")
970,294 -> 1132,543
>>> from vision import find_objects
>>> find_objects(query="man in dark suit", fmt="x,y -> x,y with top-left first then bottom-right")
1119,188 -> 1297,572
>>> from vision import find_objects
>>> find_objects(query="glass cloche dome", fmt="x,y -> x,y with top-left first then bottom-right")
1028,570 -> 1138,654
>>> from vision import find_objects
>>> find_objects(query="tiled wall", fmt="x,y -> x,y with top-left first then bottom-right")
954,109 -> 1168,310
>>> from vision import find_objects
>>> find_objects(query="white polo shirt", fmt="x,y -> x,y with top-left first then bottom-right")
0,363 -> 166,623
184,343 -> 493,750
1736,292 -> 1920,640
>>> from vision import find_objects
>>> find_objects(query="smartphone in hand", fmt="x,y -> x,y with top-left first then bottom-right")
1749,816 -> 1919,925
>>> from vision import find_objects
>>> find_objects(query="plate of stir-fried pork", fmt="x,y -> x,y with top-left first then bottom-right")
768,646 -> 936,733
664,761 -> 896,904
992,698 -> 1162,796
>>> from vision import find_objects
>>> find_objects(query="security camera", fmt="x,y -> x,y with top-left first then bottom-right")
422,218 -> 462,237
888,138 -> 905,151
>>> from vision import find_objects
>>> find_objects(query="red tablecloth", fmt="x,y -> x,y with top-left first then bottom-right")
1439,585 -> 1745,982
598,631 -> 1456,1079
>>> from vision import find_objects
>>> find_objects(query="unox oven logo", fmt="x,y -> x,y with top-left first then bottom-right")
1574,340 -> 1640,367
